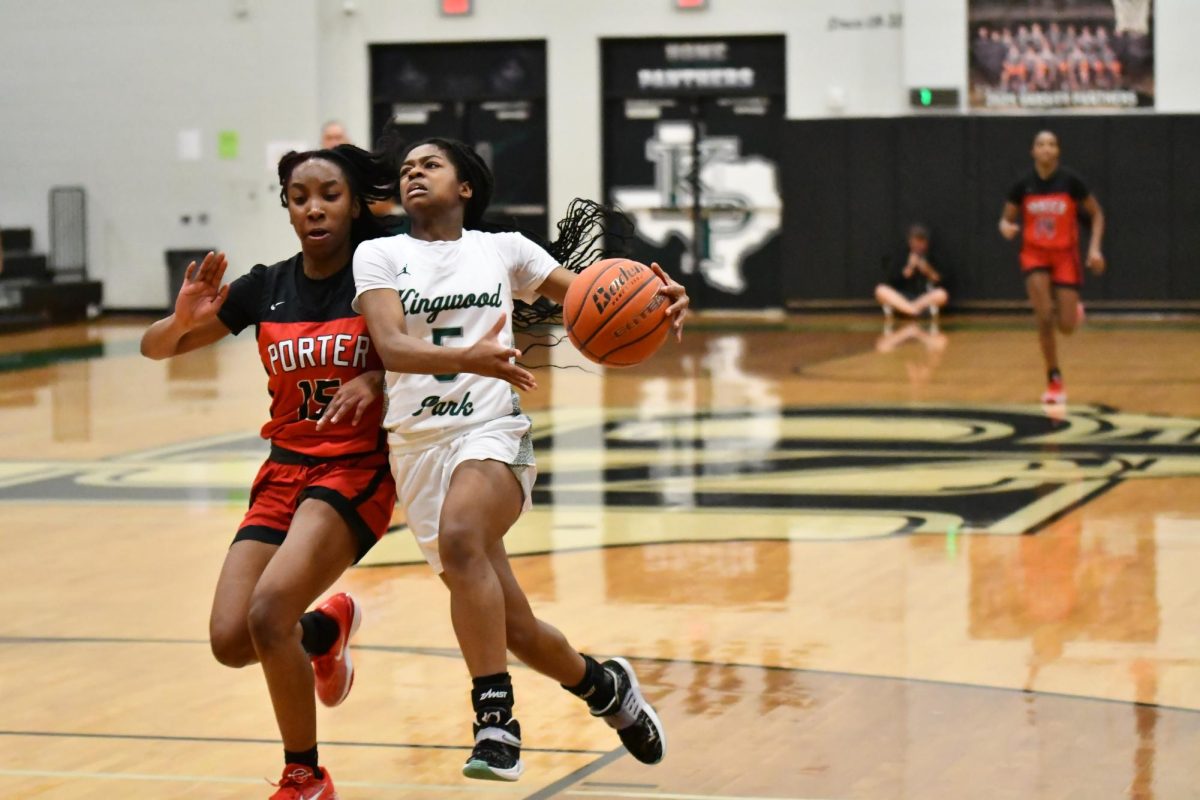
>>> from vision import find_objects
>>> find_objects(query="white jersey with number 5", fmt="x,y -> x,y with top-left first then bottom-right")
352,230 -> 558,451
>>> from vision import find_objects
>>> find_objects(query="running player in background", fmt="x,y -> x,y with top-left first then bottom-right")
354,137 -> 687,782
999,130 -> 1105,404
141,145 -> 398,799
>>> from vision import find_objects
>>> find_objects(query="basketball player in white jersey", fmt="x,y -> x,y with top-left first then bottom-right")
352,138 -> 688,781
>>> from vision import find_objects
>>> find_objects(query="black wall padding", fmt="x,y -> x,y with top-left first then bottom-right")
781,114 -> 1200,303
1169,117 -> 1200,300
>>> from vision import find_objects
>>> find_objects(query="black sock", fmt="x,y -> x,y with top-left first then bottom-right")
471,672 -> 515,727
284,745 -> 322,778
563,654 -> 616,714
1048,367 -> 1062,383
299,610 -> 339,656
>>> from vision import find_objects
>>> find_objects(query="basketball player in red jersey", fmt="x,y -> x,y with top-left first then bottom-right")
355,138 -> 687,781
999,130 -> 1105,404
141,145 -> 399,799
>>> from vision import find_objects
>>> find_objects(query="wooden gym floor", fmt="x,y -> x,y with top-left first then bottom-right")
1,313 -> 1198,799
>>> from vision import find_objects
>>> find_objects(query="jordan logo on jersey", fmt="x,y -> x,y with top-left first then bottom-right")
266,334 -> 371,375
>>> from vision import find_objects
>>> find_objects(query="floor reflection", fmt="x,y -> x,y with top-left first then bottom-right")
603,541 -> 789,605
876,320 -> 950,391
588,657 -> 1197,799
52,359 -> 91,442
2,320 -> 1199,798
969,519 -> 1160,686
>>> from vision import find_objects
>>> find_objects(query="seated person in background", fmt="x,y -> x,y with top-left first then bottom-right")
874,224 -> 949,325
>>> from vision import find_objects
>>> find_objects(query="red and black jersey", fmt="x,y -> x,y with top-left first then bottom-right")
1008,168 -> 1091,252
217,254 -> 384,458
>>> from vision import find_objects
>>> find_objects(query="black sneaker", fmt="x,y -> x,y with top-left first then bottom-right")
594,657 -> 666,764
462,717 -> 524,782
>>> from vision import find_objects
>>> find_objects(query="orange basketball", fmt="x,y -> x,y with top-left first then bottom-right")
563,258 -> 671,367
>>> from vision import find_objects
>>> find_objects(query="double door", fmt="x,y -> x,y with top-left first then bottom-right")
371,41 -> 548,238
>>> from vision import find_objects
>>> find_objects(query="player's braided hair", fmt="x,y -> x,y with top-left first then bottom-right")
397,137 -> 635,327
372,118 -> 409,202
508,198 -> 636,327
277,144 -> 396,244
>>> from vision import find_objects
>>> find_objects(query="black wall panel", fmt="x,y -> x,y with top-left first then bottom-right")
782,114 -> 1199,303
1105,119 -> 1171,299
845,120 -> 896,298
780,120 -> 849,300
1169,117 -> 1200,300
896,118 -> 968,295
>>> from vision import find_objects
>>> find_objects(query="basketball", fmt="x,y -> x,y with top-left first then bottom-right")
562,258 -> 671,367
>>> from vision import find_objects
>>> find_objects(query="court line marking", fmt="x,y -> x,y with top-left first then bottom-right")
3,635 -> 1198,716
0,729 -> 607,756
567,792 -> 830,800
0,767 -> 523,793
523,747 -> 626,800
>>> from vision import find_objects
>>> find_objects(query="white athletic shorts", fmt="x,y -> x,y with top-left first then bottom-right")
388,414 -> 536,574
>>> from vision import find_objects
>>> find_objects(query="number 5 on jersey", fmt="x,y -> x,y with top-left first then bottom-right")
432,327 -> 462,382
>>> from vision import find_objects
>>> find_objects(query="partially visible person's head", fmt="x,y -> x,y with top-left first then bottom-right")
277,145 -> 395,257
320,120 -> 351,150
1031,130 -> 1060,168
907,224 -> 930,254
397,137 -> 494,228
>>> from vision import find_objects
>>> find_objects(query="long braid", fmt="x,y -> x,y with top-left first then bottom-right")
510,199 -> 635,329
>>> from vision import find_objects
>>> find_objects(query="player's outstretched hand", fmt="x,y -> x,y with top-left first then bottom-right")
462,314 -> 538,392
650,262 -> 689,342
315,371 -> 384,430
175,251 -> 229,329
1087,249 -> 1106,275
999,220 -> 1021,241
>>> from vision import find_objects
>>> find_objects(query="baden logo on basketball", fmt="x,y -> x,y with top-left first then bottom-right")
564,258 -> 670,367
591,263 -> 647,314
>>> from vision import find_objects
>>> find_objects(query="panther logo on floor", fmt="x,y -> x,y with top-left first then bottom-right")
2,405 -> 1197,547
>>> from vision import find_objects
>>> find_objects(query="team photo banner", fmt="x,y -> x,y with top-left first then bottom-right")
968,0 -> 1154,111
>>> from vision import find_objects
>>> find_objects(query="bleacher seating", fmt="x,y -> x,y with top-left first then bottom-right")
1,226 -> 101,332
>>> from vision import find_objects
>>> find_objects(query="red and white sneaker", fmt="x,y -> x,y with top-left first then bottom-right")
312,593 -> 361,708
1041,377 -> 1067,405
269,764 -> 337,799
